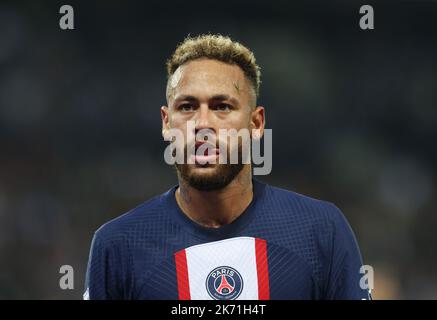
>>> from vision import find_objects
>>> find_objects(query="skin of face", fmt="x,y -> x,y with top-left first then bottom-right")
161,58 -> 265,189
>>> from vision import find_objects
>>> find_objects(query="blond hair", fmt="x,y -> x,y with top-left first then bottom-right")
166,34 -> 261,99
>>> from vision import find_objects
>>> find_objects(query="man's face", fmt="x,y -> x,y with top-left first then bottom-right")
161,58 -> 264,191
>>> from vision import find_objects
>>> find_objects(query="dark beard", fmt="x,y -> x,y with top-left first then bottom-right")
175,162 -> 244,191
174,141 -> 246,191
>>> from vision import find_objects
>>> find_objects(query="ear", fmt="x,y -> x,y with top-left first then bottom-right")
250,106 -> 265,139
161,106 -> 170,139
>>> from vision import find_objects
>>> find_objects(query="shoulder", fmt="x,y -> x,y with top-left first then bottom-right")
92,192 -> 169,245
262,182 -> 346,227
258,182 -> 356,257
258,183 -> 360,292
262,182 -> 361,263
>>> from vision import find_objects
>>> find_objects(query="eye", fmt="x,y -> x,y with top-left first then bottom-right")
179,103 -> 195,112
214,103 -> 232,112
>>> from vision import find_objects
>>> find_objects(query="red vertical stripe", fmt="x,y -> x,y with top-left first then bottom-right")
255,238 -> 270,300
175,249 -> 191,300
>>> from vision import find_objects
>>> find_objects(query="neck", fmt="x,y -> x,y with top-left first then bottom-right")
175,165 -> 254,228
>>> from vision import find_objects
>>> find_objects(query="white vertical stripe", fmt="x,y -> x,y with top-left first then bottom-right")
185,236 -> 259,300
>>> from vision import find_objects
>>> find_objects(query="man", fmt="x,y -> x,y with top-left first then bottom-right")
85,34 -> 370,300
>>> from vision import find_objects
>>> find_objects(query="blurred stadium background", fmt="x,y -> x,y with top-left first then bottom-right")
0,0 -> 436,299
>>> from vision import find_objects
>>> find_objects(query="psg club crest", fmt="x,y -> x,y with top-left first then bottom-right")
206,266 -> 243,300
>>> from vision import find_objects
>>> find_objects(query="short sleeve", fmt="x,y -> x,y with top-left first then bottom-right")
84,231 -> 123,299
325,204 -> 372,300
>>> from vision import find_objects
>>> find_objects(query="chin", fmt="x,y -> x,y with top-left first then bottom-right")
176,163 -> 244,191
185,164 -> 223,180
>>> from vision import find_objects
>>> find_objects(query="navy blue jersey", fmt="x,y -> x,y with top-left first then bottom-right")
84,180 -> 370,300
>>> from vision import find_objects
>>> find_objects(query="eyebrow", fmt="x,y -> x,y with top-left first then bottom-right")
211,94 -> 239,105
174,94 -> 239,105
174,95 -> 197,103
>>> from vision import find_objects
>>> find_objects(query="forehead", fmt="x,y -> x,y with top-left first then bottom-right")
172,59 -> 250,99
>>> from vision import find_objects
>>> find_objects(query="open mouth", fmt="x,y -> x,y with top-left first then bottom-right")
193,141 -> 220,165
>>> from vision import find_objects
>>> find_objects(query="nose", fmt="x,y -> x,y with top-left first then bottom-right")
195,104 -> 215,135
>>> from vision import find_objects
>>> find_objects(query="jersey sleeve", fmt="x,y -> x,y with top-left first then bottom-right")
84,230 -> 125,300
325,204 -> 372,300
